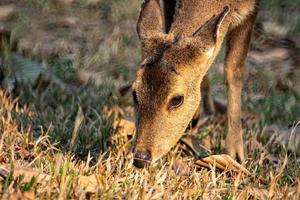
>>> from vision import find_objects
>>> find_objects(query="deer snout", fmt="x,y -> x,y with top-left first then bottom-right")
133,150 -> 152,168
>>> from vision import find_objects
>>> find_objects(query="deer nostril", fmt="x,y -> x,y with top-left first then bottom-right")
133,151 -> 152,168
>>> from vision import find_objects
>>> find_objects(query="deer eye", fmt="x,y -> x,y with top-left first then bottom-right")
169,95 -> 184,110
132,91 -> 139,107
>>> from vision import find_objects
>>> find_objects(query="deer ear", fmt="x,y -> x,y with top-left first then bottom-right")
192,6 -> 230,44
137,0 -> 164,40
137,0 -> 174,64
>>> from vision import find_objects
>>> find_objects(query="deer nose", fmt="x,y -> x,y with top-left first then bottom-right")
133,150 -> 152,168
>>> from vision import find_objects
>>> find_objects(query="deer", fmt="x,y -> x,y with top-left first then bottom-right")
132,0 -> 259,168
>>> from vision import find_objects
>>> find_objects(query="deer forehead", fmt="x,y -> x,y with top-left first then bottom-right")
136,67 -> 187,92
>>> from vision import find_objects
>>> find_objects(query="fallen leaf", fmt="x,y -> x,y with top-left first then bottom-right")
237,187 -> 270,200
102,106 -> 125,119
78,174 -> 98,193
56,17 -> 78,28
0,4 -> 15,21
249,48 -> 290,64
172,160 -> 189,176
0,165 -> 50,183
19,147 -> 31,159
202,133 -> 215,150
0,154 -> 5,164
262,22 -> 289,38
113,118 -> 135,136
1,191 -> 36,200
194,154 -> 251,175
78,174 -> 106,193
76,69 -> 103,86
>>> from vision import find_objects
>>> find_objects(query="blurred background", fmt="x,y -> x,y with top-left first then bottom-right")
0,0 -> 299,158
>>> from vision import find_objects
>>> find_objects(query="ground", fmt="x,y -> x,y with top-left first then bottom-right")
0,0 -> 299,199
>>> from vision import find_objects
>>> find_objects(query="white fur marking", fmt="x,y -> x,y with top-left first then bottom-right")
205,47 -> 215,58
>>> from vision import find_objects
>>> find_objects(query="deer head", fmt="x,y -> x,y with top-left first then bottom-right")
132,0 -> 230,168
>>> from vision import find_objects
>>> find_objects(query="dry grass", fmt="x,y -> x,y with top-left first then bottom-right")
0,0 -> 300,199
0,90 -> 299,199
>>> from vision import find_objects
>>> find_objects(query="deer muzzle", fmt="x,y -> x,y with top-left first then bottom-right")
133,150 -> 152,168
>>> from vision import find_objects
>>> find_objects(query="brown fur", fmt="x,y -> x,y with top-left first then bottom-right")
132,0 -> 259,166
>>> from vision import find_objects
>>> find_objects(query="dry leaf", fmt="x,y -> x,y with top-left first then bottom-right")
249,48 -> 290,64
0,154 -> 5,164
56,17 -> 78,28
78,174 -> 106,193
113,118 -> 135,136
102,106 -> 125,119
76,69 -> 103,86
0,165 -> 50,183
194,154 -> 251,175
1,191 -> 36,200
19,147 -> 31,159
262,22 -> 289,37
78,175 -> 98,193
202,133 -> 215,150
0,4 -> 15,21
172,160 -> 189,176
237,187 -> 270,200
